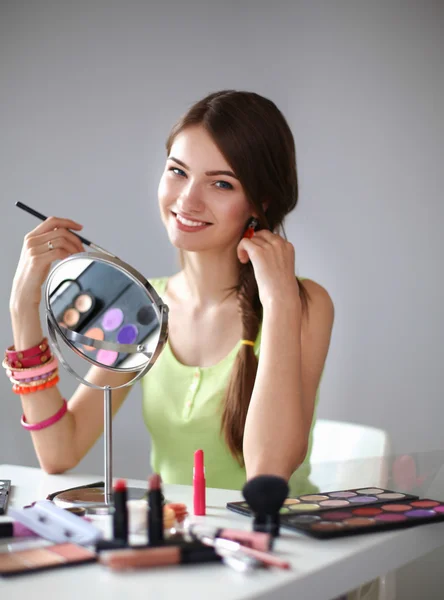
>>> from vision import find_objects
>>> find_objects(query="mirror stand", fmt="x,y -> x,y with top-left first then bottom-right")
52,386 -> 147,511
45,252 -> 169,513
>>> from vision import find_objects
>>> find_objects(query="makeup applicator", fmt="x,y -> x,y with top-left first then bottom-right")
242,475 -> 289,538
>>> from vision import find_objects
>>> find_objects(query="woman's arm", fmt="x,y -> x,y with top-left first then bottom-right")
242,279 -> 334,480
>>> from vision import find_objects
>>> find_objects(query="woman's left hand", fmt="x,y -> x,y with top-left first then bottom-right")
237,230 -> 300,308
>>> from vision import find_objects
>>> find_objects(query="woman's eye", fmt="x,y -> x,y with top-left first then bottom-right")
169,167 -> 186,177
215,181 -> 233,190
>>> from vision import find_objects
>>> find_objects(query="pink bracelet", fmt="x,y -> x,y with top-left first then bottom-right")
21,399 -> 67,431
7,357 -> 58,380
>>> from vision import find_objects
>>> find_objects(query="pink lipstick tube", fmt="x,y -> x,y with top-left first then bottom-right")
193,449 -> 206,516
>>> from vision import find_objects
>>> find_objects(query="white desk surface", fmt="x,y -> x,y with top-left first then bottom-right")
1,463 -> 444,599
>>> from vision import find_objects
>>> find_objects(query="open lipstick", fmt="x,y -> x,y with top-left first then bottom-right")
148,473 -> 164,546
193,449 -> 206,516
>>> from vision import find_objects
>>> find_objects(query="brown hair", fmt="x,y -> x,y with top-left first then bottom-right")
166,90 -> 309,463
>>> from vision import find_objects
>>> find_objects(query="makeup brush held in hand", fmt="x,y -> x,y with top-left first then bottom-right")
242,475 -> 289,538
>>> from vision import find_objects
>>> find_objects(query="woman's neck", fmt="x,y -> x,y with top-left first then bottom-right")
179,250 -> 240,310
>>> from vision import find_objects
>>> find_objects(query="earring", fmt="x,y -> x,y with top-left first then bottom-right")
243,217 -> 259,239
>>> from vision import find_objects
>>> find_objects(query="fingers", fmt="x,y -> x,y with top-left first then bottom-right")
25,228 -> 84,255
26,216 -> 83,238
237,231 -> 294,264
29,237 -> 81,258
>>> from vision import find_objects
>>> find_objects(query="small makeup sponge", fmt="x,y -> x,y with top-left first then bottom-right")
242,475 -> 289,537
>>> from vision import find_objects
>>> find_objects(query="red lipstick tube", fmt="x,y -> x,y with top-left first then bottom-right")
193,449 -> 206,516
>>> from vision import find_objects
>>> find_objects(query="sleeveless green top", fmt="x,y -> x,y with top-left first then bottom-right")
141,277 -> 319,494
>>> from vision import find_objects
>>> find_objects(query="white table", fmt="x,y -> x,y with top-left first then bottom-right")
1,461 -> 444,600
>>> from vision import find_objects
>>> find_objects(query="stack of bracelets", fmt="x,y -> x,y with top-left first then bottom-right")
2,338 -> 59,395
2,337 -> 68,431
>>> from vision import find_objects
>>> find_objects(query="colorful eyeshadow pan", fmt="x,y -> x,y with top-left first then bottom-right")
376,493 -> 405,500
319,500 -> 349,507
290,515 -> 321,524
299,495 -> 329,501
411,500 -> 440,508
323,511 -> 353,520
96,349 -> 118,366
374,514 -> 407,522
289,503 -> 320,512
117,324 -> 138,344
348,496 -> 378,504
102,308 -> 124,332
63,308 -> 80,327
353,507 -> 382,516
380,504 -> 412,512
74,293 -> 93,312
82,327 -> 104,352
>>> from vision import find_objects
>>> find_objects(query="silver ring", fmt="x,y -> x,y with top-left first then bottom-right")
48,240 -> 54,251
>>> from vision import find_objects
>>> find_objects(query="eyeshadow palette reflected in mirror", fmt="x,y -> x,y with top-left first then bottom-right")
78,282 -> 159,367
48,260 -> 160,368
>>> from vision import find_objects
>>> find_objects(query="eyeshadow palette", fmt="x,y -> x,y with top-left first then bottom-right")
77,282 -> 159,367
56,290 -> 97,332
226,488 -> 444,539
227,488 -> 419,518
0,542 -> 96,577
49,260 -> 160,367
281,499 -> 444,539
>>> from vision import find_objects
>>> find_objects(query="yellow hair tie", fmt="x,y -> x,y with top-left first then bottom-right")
240,340 -> 255,347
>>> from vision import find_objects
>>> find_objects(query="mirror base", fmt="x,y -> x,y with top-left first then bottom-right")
52,486 -> 147,510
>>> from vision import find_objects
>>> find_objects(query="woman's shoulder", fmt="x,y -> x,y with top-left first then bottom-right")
298,277 -> 335,325
299,278 -> 333,304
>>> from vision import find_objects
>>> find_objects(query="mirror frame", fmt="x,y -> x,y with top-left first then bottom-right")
44,252 -> 169,390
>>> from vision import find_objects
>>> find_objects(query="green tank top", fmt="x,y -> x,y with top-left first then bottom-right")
141,277 -> 319,494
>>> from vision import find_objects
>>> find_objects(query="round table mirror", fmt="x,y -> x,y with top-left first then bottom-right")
44,252 -> 168,510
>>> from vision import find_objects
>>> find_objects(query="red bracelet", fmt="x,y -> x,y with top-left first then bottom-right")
5,348 -> 52,370
13,375 -> 60,395
21,399 -> 67,431
5,338 -> 49,362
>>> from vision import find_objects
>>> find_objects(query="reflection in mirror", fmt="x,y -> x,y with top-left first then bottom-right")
46,255 -> 164,373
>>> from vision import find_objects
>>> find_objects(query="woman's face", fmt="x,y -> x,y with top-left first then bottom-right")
158,125 -> 252,253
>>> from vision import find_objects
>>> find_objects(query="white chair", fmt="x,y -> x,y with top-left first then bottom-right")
309,419 -> 396,600
310,419 -> 391,491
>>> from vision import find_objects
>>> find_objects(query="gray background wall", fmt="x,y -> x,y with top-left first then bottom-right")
1,1 -> 443,595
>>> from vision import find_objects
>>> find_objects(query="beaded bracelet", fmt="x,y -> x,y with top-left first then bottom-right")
21,398 -> 68,431
9,371 -> 59,388
4,357 -> 58,380
8,368 -> 58,384
13,375 -> 60,395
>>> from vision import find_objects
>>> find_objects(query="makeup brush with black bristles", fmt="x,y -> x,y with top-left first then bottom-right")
242,475 -> 289,538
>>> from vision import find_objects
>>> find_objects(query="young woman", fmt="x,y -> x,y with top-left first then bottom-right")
8,90 -> 334,492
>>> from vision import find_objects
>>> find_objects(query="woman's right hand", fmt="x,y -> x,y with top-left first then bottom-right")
10,216 -> 85,313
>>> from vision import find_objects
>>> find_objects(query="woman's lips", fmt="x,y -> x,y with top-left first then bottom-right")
171,212 -> 212,233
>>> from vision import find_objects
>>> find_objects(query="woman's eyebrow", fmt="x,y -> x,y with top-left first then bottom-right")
168,156 -> 238,180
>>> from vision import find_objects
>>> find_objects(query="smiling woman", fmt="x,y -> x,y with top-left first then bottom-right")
8,90 -> 334,493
